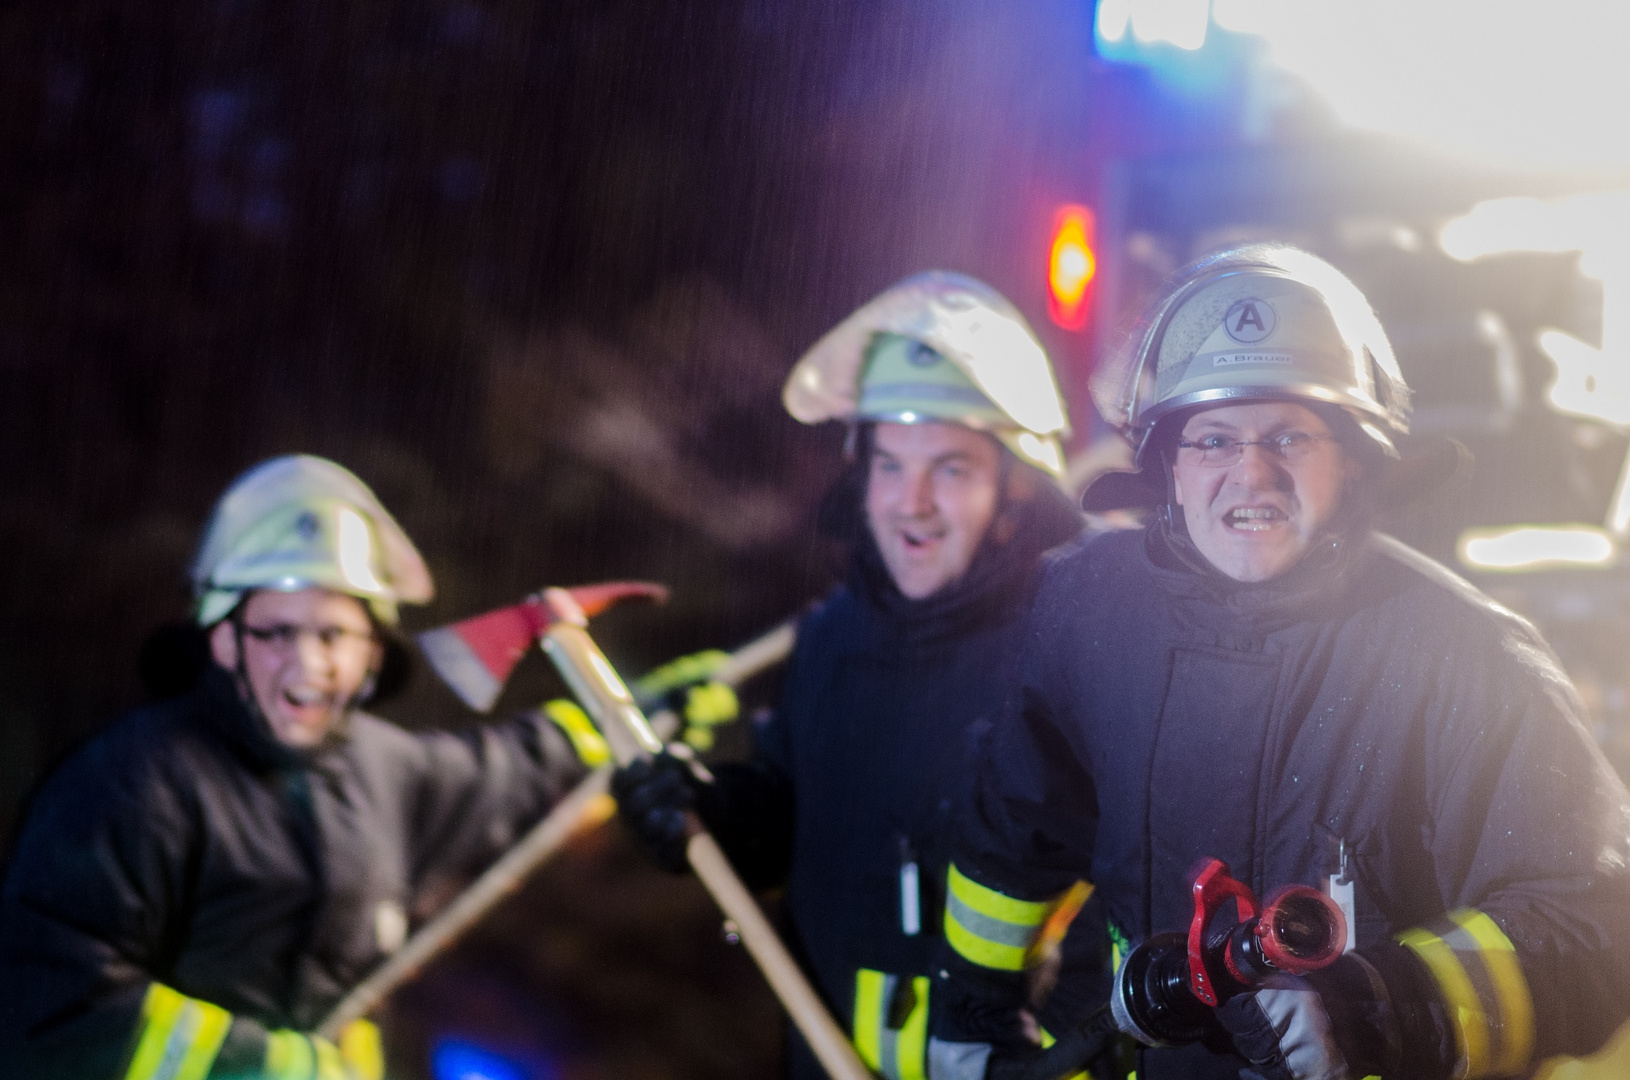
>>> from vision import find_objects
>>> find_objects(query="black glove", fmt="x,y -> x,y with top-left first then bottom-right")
1214,952 -> 1406,1080
611,752 -> 700,873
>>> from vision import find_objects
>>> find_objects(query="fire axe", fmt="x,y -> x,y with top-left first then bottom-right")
326,586 -> 872,1080
317,583 -> 794,1040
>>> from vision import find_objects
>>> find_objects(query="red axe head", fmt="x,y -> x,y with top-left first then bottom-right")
417,581 -> 668,712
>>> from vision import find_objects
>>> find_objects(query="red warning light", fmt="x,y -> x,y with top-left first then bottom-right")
1048,204 -> 1097,332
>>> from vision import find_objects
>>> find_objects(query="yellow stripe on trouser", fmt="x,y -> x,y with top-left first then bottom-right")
123,983 -> 232,1080
854,969 -> 929,1080
1398,908 -> 1535,1079
944,863 -> 1058,972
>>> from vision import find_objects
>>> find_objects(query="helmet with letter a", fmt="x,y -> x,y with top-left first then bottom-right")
1093,243 -> 1412,470
782,271 -> 1071,478
189,454 -> 434,628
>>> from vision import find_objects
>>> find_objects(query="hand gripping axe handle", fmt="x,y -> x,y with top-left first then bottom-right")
318,587 -> 795,1039
412,587 -> 869,1080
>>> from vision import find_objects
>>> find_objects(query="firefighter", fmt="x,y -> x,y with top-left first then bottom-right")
928,244 -> 1630,1080
613,272 -> 1104,1079
0,455 -> 582,1080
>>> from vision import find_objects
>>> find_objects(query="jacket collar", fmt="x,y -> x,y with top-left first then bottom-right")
848,481 -> 1085,652
1142,512 -> 1368,637
195,664 -> 349,772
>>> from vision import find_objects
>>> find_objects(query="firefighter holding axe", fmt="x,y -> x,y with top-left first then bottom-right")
0,455 -> 586,1080
611,272 -> 1109,1080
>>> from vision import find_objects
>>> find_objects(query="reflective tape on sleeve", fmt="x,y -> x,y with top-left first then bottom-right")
944,863 -> 1053,971
853,969 -> 929,1080
122,983 -> 232,1080
1398,909 -> 1534,1078
264,1029 -> 317,1080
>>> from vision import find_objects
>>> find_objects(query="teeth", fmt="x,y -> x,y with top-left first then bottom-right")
1228,507 -> 1284,532
285,688 -> 326,706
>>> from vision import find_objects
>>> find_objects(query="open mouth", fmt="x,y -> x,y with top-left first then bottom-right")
1226,506 -> 1288,533
900,528 -> 946,552
281,686 -> 333,713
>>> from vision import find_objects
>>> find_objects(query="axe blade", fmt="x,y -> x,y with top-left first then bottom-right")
566,581 -> 670,618
417,598 -> 549,713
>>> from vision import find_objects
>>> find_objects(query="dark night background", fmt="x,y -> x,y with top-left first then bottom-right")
0,1 -> 1100,1076
5,1 -> 1630,1076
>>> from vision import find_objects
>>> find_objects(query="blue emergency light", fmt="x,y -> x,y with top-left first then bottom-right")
431,1038 -> 531,1080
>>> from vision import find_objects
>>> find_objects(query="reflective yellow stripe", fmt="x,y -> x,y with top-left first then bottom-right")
895,976 -> 929,1080
945,906 -> 1028,971
948,864 -> 1052,925
265,1029 -> 317,1080
853,969 -> 886,1071
944,864 -> 1059,972
543,699 -> 611,766
123,983 -> 232,1080
1399,925 -> 1490,1076
313,1035 -> 346,1079
1399,909 -> 1534,1079
338,1019 -> 385,1080
852,970 -> 929,1080
1451,910 -> 1534,1075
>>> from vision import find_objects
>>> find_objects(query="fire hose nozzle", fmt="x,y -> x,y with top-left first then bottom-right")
1111,858 -> 1347,1049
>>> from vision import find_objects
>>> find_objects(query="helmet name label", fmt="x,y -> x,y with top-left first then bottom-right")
1224,298 -> 1277,343
1211,351 -> 1294,366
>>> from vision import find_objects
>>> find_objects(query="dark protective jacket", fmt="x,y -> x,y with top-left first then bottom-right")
0,667 -> 579,1079
703,482 -> 1102,1080
941,522 -> 1630,1079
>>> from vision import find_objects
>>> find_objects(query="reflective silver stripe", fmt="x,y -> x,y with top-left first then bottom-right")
875,974 -> 901,1080
943,889 -> 1035,950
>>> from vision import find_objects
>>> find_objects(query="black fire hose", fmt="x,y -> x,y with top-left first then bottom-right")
987,1005 -> 1120,1080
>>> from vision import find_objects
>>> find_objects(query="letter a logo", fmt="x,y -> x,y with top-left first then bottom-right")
1223,298 -> 1276,344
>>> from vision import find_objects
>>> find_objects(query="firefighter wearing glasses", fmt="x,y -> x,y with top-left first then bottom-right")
0,455 -> 581,1080
930,245 -> 1630,1079
613,273 -> 1106,1079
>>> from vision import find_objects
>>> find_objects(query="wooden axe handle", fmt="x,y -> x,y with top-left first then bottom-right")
320,619 -> 798,1038
316,767 -> 616,1039
539,619 -> 871,1080
687,828 -> 873,1080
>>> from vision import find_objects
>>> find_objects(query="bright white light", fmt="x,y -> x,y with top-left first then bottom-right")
335,506 -> 384,592
1440,193 -> 1630,265
1459,525 -> 1617,571
1211,0 -> 1630,171
1016,431 -> 1064,476
1439,198 -> 1578,262
1131,0 -> 1210,51
1441,192 -> 1630,429
1539,330 -> 1630,427
1097,0 -> 1133,44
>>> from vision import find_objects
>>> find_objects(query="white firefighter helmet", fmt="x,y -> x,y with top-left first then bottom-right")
1093,244 -> 1411,467
190,455 -> 434,627
783,271 -> 1070,477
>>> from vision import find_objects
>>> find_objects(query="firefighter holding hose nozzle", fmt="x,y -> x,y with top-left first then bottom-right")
930,245 -> 1630,1080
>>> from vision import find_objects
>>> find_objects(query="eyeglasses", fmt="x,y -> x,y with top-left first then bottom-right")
241,623 -> 376,655
1175,431 -> 1338,467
